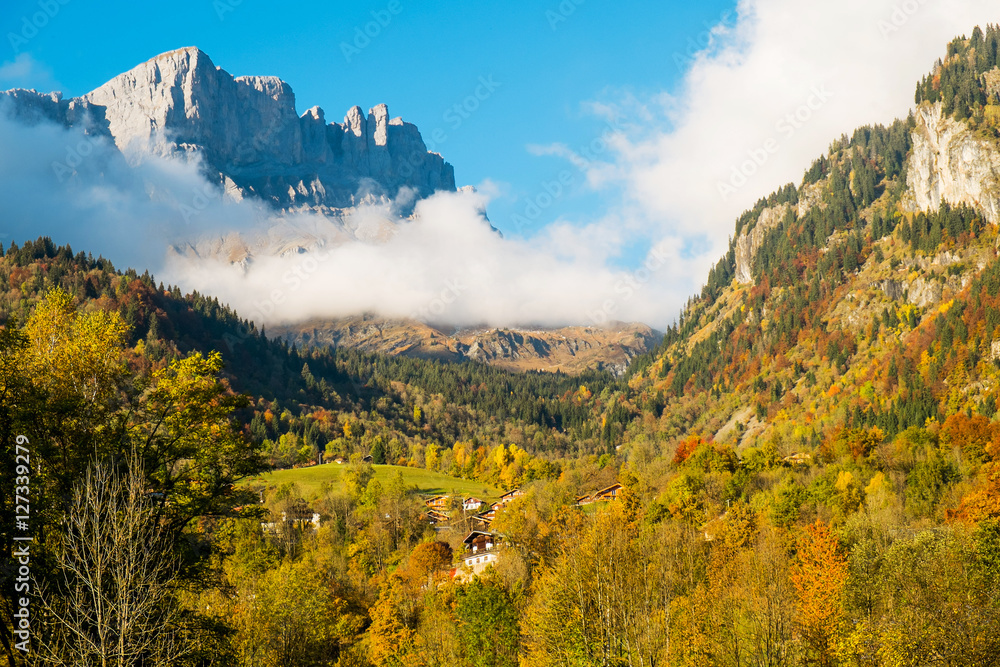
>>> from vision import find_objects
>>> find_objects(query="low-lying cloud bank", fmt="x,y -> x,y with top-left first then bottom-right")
165,187 -> 702,329
0,112 -> 689,329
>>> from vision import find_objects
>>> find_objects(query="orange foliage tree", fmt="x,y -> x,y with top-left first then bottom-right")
407,541 -> 453,583
673,434 -> 704,464
949,419 -> 1000,523
942,413 -> 1000,461
790,521 -> 848,667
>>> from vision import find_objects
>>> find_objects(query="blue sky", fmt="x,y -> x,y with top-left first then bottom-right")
1,0 -> 733,253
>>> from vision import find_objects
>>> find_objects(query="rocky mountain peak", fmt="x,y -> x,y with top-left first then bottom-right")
1,47 -> 455,213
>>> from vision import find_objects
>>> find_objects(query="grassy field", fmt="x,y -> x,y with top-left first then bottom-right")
244,464 -> 501,501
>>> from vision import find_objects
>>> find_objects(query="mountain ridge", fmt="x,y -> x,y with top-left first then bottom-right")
272,315 -> 661,376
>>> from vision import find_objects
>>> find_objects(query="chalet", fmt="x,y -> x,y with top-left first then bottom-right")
591,483 -> 623,502
361,454 -> 374,463
470,513 -> 492,531
425,495 -> 451,511
460,530 -> 502,577
496,488 -> 526,507
478,502 -> 499,523
463,497 -> 484,512
261,509 -> 321,534
575,494 -> 593,506
782,453 -> 812,465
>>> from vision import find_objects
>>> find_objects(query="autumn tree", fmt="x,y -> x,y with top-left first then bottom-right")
408,541 -> 453,583
791,521 -> 848,667
233,555 -> 362,667
862,528 -> 1000,665
524,504 -> 672,667
369,574 -> 418,667
692,523 -> 799,667
130,350 -> 263,532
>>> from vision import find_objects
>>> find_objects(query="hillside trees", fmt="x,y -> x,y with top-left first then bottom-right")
524,505 -> 681,667
0,289 -> 266,665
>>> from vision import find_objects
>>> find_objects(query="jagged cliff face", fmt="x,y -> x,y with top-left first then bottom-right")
1,47 -> 454,211
905,102 -> 1000,225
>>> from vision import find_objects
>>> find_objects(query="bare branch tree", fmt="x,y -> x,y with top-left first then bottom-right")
32,454 -> 188,667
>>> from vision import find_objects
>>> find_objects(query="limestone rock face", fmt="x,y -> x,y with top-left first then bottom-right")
734,204 -> 790,284
905,102 -> 1000,225
1,47 -> 455,212
906,277 -> 944,308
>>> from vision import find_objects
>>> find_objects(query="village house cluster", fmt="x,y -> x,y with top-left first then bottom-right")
254,478 -> 628,579
424,482 -> 624,577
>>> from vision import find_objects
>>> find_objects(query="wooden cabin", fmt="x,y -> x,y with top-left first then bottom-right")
463,497 -> 484,512
424,495 -> 451,511
496,488 -> 525,507
591,483 -> 623,502
425,509 -> 450,525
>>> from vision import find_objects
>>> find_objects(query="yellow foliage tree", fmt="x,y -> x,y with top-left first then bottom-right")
23,287 -> 129,406
369,574 -> 417,667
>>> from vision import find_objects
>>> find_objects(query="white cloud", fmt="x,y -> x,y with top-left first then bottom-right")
558,0 -> 998,306
164,187 -> 691,330
0,53 -> 60,92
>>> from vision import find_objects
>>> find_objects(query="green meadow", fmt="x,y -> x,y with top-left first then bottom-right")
245,463 -> 501,500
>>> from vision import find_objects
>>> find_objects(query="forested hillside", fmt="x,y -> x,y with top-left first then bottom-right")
3,26 -> 1000,667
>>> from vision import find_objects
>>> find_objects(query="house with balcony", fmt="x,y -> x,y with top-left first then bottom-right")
460,530 -> 502,577
463,497 -> 485,512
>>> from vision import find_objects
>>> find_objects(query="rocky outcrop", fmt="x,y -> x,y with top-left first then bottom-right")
734,204 -> 790,284
906,277 -> 943,308
905,102 -> 1000,225
2,47 -> 454,212
0,88 -> 110,134
272,315 -> 661,376
875,279 -> 905,301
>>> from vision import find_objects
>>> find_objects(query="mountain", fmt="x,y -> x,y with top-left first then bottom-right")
271,315 -> 660,376
628,26 -> 1000,451
0,47 -> 454,213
